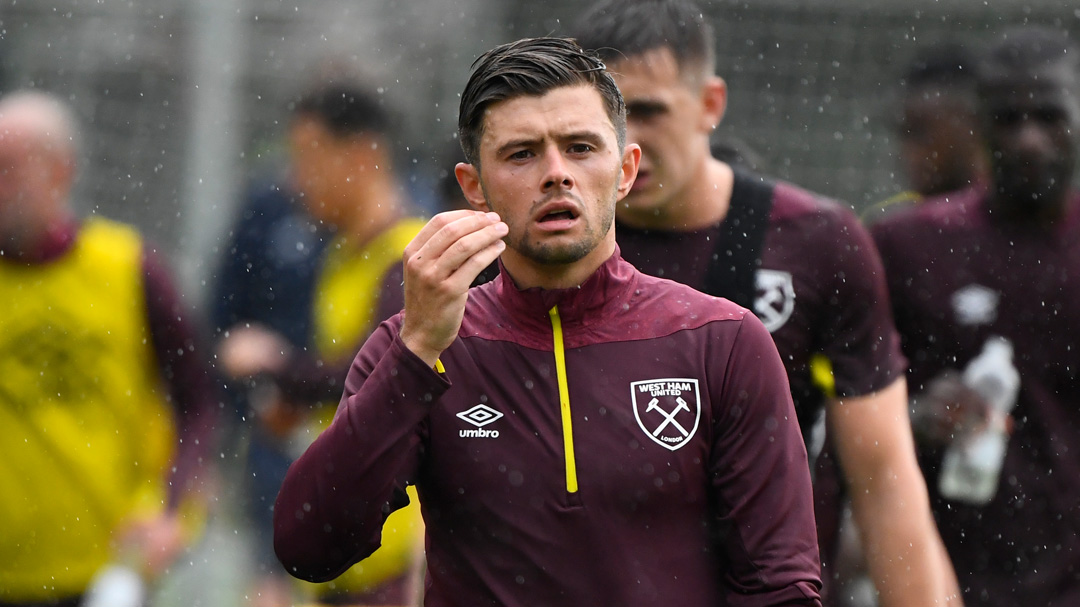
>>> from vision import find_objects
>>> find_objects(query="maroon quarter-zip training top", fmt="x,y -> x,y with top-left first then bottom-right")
274,250 -> 822,607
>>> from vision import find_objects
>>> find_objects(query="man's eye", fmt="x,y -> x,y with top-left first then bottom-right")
508,150 -> 533,160
628,104 -> 665,120
568,144 -> 593,154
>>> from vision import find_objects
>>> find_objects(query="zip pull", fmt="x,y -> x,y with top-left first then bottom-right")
548,305 -> 578,494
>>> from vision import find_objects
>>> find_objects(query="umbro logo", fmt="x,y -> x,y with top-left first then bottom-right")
457,404 -> 503,438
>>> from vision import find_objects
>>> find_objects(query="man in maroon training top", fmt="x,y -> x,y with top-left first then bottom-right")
274,37 -> 822,606
872,27 -> 1080,607
571,2 -> 957,605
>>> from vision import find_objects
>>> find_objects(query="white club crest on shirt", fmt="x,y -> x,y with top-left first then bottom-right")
951,284 -> 1000,326
631,378 -> 701,451
754,269 -> 796,333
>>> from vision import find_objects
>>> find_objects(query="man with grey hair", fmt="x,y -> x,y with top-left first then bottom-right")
0,90 -> 218,606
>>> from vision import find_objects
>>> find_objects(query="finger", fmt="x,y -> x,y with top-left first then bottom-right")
432,219 -> 507,278
410,211 -> 502,270
445,238 -> 505,289
404,210 -> 493,260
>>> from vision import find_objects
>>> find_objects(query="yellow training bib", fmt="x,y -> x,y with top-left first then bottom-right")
0,218 -> 173,602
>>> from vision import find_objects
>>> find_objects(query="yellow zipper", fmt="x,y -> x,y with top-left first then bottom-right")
548,305 -> 578,494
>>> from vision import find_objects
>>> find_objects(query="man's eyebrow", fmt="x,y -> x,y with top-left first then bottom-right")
493,130 -> 608,157
559,130 -> 606,146
494,137 -> 542,158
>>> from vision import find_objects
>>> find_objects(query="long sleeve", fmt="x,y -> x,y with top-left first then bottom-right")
710,315 -> 823,606
142,247 -> 221,508
273,319 -> 446,582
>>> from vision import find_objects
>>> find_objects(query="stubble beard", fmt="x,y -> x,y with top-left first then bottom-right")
500,192 -> 617,267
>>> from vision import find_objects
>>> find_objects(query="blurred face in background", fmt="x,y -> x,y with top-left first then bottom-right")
607,47 -> 724,224
898,86 -> 985,196
981,63 -> 1080,218
288,114 -> 373,226
0,111 -> 73,245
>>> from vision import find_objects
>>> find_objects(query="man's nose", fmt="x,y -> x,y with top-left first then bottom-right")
1013,119 -> 1056,158
541,150 -> 574,191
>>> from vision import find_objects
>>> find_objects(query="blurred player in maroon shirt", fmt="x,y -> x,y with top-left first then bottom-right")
864,40 -> 990,223
872,26 -> 1080,607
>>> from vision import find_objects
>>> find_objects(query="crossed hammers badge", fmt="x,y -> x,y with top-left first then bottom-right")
631,378 -> 701,451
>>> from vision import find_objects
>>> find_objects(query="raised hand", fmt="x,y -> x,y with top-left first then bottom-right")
216,324 -> 292,378
910,370 -> 1001,448
399,210 -> 507,367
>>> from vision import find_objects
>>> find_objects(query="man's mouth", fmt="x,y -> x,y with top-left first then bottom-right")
539,210 -> 577,223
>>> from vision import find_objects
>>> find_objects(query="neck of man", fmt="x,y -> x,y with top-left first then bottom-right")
680,158 -> 735,229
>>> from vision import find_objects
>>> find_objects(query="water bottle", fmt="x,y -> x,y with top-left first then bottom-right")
80,562 -> 146,607
937,336 -> 1020,504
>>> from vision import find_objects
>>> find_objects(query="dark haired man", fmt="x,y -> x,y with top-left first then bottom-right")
571,1 -> 959,605
871,27 -> 1080,607
274,37 -> 823,606
217,75 -> 427,605
865,40 -> 989,222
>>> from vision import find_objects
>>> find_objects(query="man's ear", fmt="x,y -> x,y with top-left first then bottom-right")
454,162 -> 490,212
700,75 -> 728,132
616,143 -> 642,200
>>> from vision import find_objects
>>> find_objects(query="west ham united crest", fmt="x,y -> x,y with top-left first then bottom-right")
754,269 -> 795,333
631,378 -> 701,451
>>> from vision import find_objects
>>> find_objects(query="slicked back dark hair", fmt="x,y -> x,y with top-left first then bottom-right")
571,0 -> 715,81
292,81 -> 392,139
457,36 -> 626,166
977,26 -> 1080,94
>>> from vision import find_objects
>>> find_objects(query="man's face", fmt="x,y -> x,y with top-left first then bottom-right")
608,47 -> 718,220
458,84 -> 638,271
981,64 -> 1080,215
0,121 -> 67,243
898,88 -> 983,196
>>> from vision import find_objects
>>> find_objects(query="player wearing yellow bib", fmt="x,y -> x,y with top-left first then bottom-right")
0,92 -> 219,606
217,74 -> 426,607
